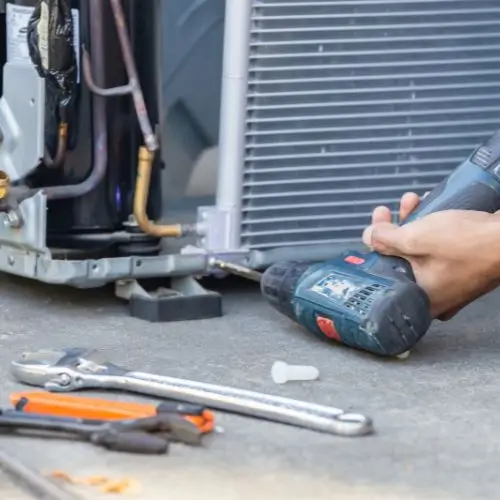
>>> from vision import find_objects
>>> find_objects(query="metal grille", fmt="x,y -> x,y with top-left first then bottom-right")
241,0 -> 500,250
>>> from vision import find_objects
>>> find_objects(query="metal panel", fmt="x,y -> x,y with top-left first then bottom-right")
242,0 -> 500,250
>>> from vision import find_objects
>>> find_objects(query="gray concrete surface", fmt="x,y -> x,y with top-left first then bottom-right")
0,274 -> 498,499
0,470 -> 35,499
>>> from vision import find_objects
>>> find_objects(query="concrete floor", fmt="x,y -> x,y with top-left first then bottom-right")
0,273 -> 499,499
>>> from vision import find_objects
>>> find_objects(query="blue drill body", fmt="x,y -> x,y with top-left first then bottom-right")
261,132 -> 500,356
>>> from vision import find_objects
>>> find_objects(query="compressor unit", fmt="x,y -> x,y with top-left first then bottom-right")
0,0 -> 499,321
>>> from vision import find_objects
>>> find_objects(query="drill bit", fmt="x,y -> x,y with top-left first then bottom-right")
209,259 -> 262,283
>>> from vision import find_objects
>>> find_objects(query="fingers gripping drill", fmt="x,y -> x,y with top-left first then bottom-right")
213,131 -> 500,357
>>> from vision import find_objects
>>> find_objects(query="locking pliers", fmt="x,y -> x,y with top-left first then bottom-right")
0,410 -> 202,454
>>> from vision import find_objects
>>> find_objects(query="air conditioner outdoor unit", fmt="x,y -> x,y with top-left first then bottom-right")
202,0 -> 500,269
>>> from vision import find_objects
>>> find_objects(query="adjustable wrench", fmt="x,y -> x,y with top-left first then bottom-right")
10,348 -> 374,437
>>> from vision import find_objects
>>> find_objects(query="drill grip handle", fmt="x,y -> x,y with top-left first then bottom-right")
405,174 -> 500,223
404,131 -> 500,223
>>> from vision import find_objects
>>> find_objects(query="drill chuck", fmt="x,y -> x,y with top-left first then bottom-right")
260,262 -> 311,322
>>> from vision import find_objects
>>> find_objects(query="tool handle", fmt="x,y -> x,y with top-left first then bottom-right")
404,131 -> 500,223
11,392 -> 158,420
91,430 -> 169,454
109,372 -> 373,437
0,411 -> 102,433
0,412 -> 168,454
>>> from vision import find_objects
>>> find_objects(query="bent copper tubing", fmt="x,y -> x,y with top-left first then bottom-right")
29,0 -> 108,200
81,0 -> 158,153
82,48 -> 132,97
109,0 -> 158,152
133,147 -> 184,238
106,0 -> 192,237
27,0 -> 192,241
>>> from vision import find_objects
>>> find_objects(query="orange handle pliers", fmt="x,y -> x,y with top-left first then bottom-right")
10,392 -> 215,434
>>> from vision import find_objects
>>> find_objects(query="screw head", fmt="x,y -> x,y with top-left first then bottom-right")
56,373 -> 72,387
4,211 -> 21,229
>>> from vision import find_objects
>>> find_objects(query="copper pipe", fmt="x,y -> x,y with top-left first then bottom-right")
0,171 -> 9,200
81,48 -> 132,97
36,0 -> 108,200
109,0 -> 158,152
133,146 -> 183,238
43,122 -> 68,168
108,0 -> 193,239
20,0 -> 194,237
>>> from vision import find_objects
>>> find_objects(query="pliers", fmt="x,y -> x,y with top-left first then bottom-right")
11,391 -> 215,434
0,409 -> 203,454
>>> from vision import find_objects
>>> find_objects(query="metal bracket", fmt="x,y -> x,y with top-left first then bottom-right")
0,191 -> 48,253
197,205 -> 245,252
0,63 -> 45,181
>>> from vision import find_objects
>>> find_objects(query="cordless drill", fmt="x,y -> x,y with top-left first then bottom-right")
214,131 -> 500,357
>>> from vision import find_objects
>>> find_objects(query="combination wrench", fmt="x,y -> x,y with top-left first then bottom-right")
11,348 -> 374,437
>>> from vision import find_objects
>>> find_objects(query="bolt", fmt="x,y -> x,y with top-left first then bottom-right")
4,211 -> 21,229
56,373 -> 72,387
7,255 -> 14,266
124,214 -> 138,227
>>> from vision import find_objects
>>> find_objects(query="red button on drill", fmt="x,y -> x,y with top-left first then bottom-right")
344,255 -> 365,265
316,316 -> 341,341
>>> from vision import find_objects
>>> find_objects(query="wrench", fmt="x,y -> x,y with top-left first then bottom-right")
10,348 -> 374,437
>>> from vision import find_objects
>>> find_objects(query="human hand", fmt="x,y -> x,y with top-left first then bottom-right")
363,193 -> 500,320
